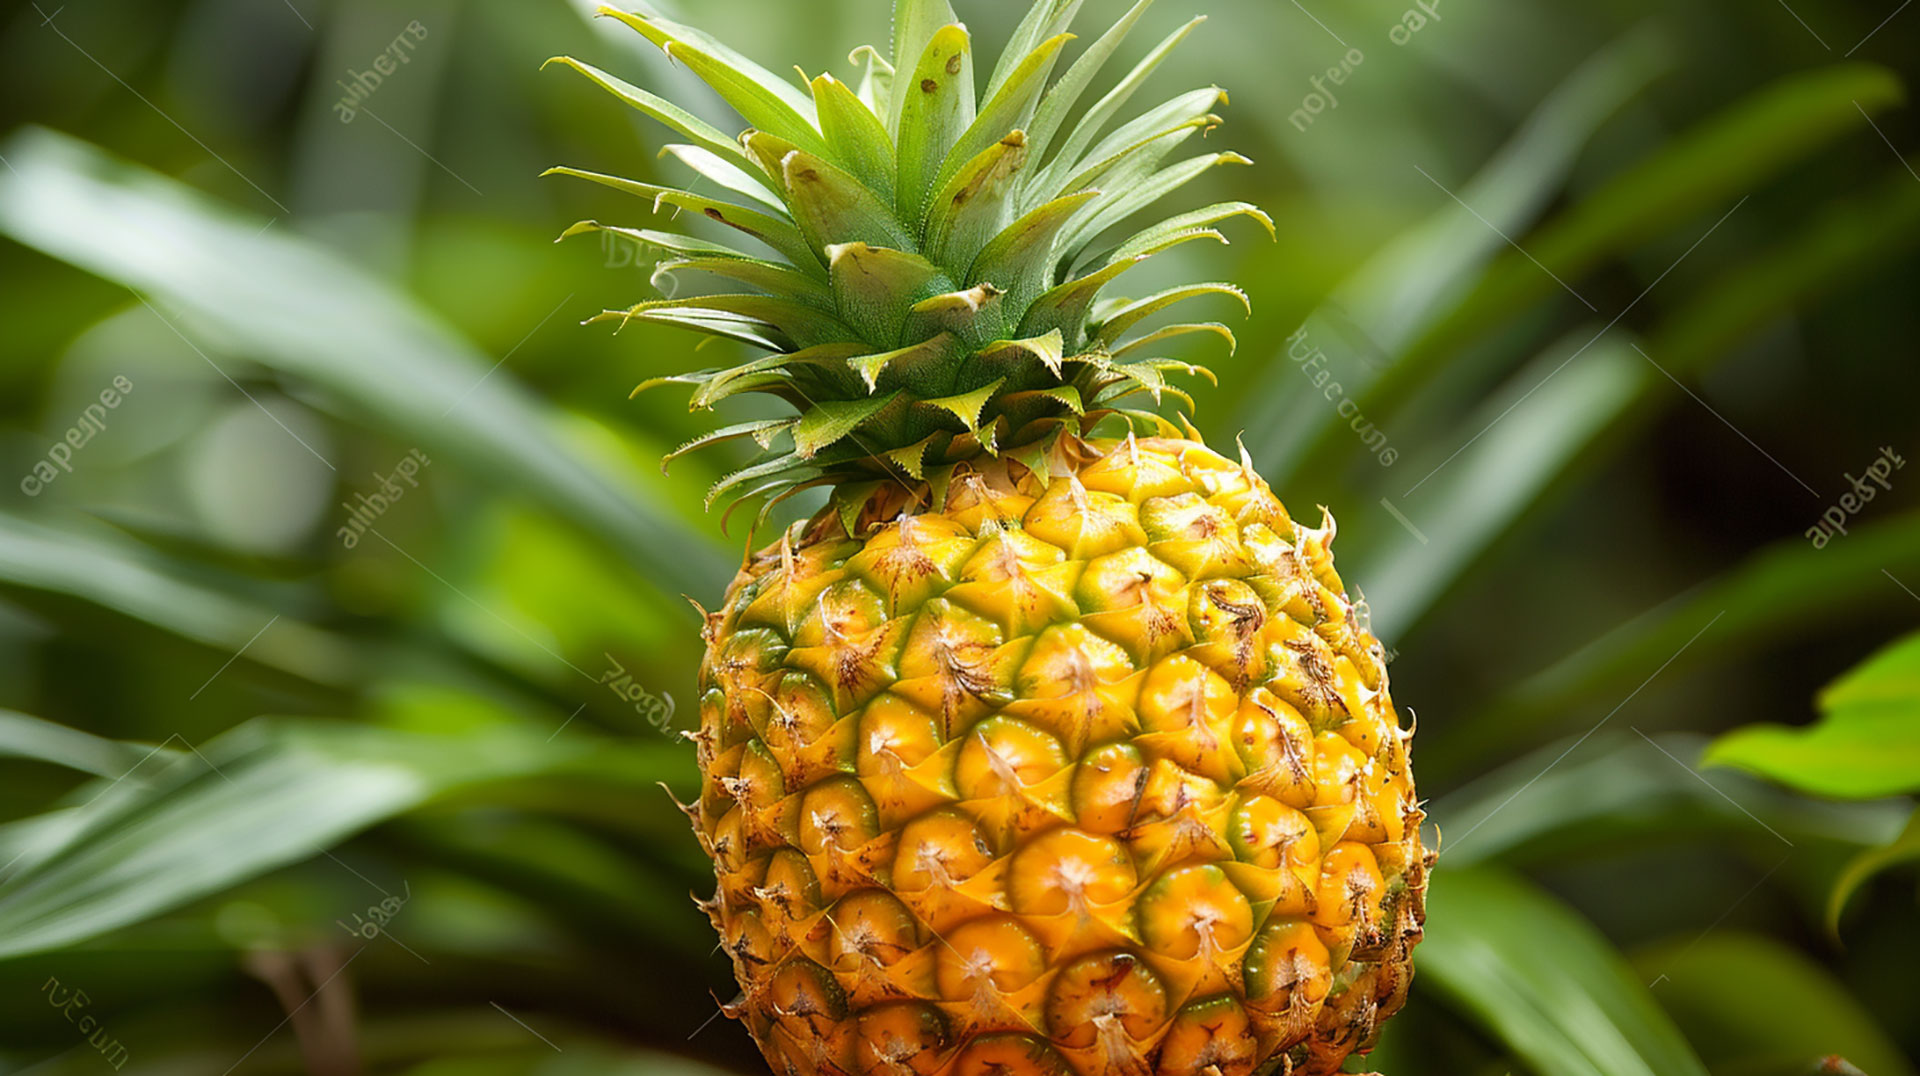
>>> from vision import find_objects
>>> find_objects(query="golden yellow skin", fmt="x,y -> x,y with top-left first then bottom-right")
691,435 -> 1428,1076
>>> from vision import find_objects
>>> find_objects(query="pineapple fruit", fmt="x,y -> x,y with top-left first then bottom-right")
550,2 -> 1429,1073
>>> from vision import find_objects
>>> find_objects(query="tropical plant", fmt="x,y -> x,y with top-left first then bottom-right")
0,0 -> 1914,1073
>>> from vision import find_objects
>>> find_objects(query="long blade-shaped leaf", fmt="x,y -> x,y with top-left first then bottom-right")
937,32 -> 1073,196
1434,731 -> 1906,868
1105,200 -> 1273,263
1359,333 -> 1641,642
0,130 -> 731,598
660,143 -> 783,209
1266,61 -> 1902,488
651,254 -> 833,304
896,24 -> 975,227
981,0 -> 1081,105
889,0 -> 961,128
1442,508 -> 1920,779
968,189 -> 1100,306
560,218 -> 762,262
664,418 -> 796,471
1060,150 -> 1251,261
542,55 -> 752,168
811,72 -> 896,194
1420,63 -> 1904,366
1627,933 -> 1919,1076
1030,15 -> 1206,201
0,718 -> 684,958
1027,0 -> 1156,164
0,711 -> 166,779
1058,87 -> 1225,196
925,132 -> 1031,269
0,512 -> 358,688
597,7 -> 829,157
1236,28 -> 1671,477
544,165 -> 820,273
594,294 -> 855,350
1421,867 -> 1712,1076
1094,282 -> 1249,343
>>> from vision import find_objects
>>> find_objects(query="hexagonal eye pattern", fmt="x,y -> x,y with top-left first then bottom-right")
693,438 -> 1428,1076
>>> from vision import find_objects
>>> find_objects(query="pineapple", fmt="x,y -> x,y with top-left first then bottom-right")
550,2 -> 1429,1073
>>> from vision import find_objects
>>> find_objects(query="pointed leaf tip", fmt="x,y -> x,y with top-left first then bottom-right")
793,393 -> 899,458
555,219 -> 599,243
918,377 -> 1006,432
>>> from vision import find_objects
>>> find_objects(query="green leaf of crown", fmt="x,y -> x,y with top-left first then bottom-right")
549,0 -> 1273,516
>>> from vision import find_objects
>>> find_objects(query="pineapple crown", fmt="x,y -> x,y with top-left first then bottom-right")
547,0 -> 1271,526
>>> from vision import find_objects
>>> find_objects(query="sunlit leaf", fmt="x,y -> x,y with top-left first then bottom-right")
659,143 -> 784,210
1828,808 -> 1920,935
895,24 -> 975,226
596,8 -> 829,157
1060,150 -> 1250,261
1057,87 -> 1224,197
979,0 -> 1078,106
888,0 -> 962,127
1030,14 -> 1207,204
937,31 -> 1071,196
968,189 -> 1100,305
542,55 -> 752,167
1026,0 -> 1157,164
546,164 -> 820,272
775,146 -> 916,257
811,72 -> 896,193
925,132 -> 1030,268
1705,629 -> 1920,799
1094,282 -> 1248,344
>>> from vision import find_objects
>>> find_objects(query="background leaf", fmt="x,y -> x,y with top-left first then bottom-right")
1630,932 -> 1916,1076
0,0 -> 1916,1070
1705,629 -> 1920,799
1827,808 -> 1920,934
0,127 -> 732,601
1419,867 -> 1711,1076
0,710 -> 161,778
0,717 -> 684,960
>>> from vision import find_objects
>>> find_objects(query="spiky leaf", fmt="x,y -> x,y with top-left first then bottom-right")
549,0 -> 1259,511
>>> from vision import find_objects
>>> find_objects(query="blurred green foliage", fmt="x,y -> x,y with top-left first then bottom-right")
1708,629 -> 1920,799
0,0 -> 1916,1073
